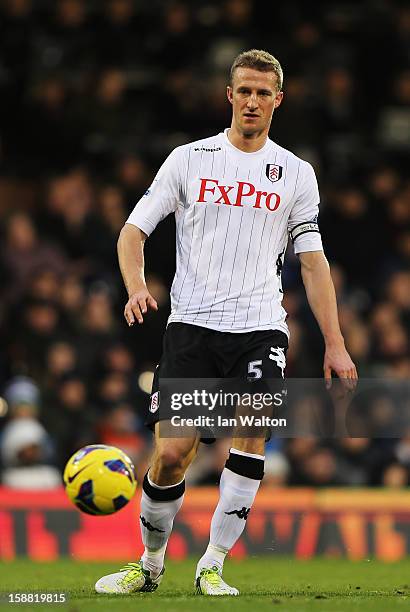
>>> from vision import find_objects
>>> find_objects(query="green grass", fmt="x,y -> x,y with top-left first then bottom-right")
1,558 -> 410,611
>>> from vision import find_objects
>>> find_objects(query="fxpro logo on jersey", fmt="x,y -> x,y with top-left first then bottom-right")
197,178 -> 281,212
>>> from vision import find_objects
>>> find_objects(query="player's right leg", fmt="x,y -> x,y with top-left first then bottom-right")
95,426 -> 199,594
96,322 -> 216,594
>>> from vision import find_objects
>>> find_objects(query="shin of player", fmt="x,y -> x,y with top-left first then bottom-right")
196,448 -> 264,576
140,432 -> 198,578
139,472 -> 185,577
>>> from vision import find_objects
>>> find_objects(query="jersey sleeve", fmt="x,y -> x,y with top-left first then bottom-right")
126,148 -> 182,236
288,161 -> 323,254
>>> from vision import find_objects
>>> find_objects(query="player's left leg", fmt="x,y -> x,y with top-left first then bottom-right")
195,329 -> 287,595
195,439 -> 264,595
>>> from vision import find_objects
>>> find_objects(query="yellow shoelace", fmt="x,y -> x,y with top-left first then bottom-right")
119,562 -> 145,585
200,567 -> 222,586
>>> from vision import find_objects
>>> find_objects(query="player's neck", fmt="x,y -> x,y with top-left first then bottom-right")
227,125 -> 269,153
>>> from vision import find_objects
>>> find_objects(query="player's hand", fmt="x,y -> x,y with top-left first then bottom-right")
124,286 -> 158,326
323,341 -> 358,392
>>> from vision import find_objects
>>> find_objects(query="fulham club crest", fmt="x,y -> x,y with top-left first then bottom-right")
266,164 -> 283,183
150,391 -> 160,413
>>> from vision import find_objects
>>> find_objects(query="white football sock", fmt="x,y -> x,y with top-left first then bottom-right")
140,472 -> 185,577
196,450 -> 263,577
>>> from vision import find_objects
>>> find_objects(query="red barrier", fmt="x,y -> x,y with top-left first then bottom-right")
1,487 -> 410,560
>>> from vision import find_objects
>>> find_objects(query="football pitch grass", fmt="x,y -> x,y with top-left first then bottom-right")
2,558 -> 410,611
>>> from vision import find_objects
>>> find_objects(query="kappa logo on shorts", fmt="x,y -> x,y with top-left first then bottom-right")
150,391 -> 160,413
269,347 -> 286,377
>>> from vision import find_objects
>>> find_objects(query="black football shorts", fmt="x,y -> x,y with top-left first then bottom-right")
146,322 -> 288,436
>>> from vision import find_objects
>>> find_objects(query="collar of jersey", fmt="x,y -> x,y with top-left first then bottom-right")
222,128 -> 272,156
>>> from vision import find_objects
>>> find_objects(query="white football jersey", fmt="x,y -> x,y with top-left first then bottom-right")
127,129 -> 323,335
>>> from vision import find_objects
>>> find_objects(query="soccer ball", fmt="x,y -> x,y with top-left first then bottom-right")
63,444 -> 137,515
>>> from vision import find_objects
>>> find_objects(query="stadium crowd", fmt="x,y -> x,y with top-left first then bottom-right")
0,0 -> 409,489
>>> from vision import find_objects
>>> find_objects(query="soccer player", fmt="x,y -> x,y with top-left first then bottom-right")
96,49 -> 357,596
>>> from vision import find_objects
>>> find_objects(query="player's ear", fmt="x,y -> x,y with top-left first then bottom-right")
227,85 -> 233,105
274,90 -> 284,109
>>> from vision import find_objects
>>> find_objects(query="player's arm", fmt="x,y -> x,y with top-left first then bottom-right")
117,223 -> 158,326
298,250 -> 357,386
288,160 -> 357,386
119,148 -> 182,326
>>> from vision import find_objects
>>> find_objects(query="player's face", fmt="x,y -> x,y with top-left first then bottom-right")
227,67 -> 283,137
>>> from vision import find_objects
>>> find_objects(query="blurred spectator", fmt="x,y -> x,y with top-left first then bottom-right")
300,447 -> 339,487
97,371 -> 130,407
378,70 -> 410,151
98,402 -> 147,481
96,0 -> 141,67
11,298 -> 63,378
1,375 -> 61,488
382,463 -> 409,488
43,341 -> 78,390
58,273 -> 86,329
116,154 -> 150,207
1,212 -> 67,303
332,438 -> 374,486
43,372 -> 97,467
26,266 -> 60,301
3,376 -> 40,419
1,419 -> 61,489
321,187 -> 383,289
75,289 -> 121,373
21,76 -> 82,173
261,451 -> 290,487
39,168 -> 105,273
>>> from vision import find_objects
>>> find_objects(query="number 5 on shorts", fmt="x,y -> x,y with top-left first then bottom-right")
248,360 -> 262,380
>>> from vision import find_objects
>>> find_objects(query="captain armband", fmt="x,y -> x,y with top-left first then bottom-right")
289,221 -> 320,243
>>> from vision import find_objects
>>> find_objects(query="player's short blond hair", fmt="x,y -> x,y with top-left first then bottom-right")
230,49 -> 283,92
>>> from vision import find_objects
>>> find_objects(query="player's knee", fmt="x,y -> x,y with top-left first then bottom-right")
154,446 -> 189,474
